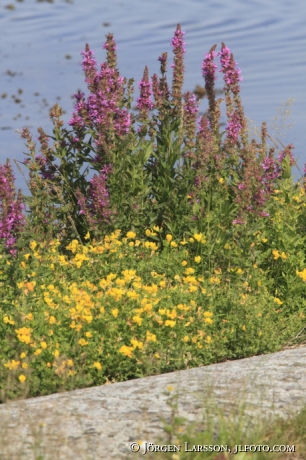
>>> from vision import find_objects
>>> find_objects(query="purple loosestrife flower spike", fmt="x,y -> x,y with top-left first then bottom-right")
226,110 -> 242,144
218,43 -> 243,92
171,24 -> 186,111
0,160 -> 26,256
219,43 -> 248,146
70,38 -> 131,156
137,66 -> 153,133
183,91 -> 199,149
81,44 -> 98,90
103,33 -> 118,69
76,164 -> 115,229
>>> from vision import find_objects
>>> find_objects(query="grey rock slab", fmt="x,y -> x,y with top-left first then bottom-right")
0,346 -> 305,459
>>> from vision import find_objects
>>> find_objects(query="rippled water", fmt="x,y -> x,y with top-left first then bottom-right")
1,0 -> 305,196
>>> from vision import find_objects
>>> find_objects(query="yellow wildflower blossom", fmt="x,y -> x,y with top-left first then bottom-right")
273,297 -> 283,305
78,338 -> 88,346
133,315 -> 142,326
146,331 -> 157,342
130,339 -> 143,349
4,360 -> 20,370
272,250 -> 280,260
3,315 -> 15,325
29,241 -> 37,250
126,231 -> 136,239
93,362 -> 102,370
18,374 -> 26,383
166,234 -> 173,242
165,320 -> 176,328
296,269 -> 306,282
119,345 -> 133,358
112,308 -> 119,318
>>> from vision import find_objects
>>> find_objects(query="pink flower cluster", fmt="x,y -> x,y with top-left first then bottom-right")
0,161 -> 26,256
69,43 -> 131,147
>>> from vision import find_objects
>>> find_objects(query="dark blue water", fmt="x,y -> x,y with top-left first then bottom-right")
1,0 -> 305,198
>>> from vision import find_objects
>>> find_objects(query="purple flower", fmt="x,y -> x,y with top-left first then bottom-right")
136,66 -> 154,111
218,44 -> 243,92
202,46 -> 218,83
171,25 -> 186,55
226,110 -> 242,143
238,183 -> 246,190
0,160 -> 27,256
232,217 -> 245,225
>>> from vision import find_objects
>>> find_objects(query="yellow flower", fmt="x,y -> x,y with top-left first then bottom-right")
205,336 -> 212,344
181,260 -> 188,266
236,268 -> 243,275
242,325 -> 246,331
154,353 -> 160,359
170,241 -> 177,248
24,253 -> 31,260
49,316 -> 57,325
20,352 -> 26,359
4,360 -> 20,370
281,252 -> 287,259
112,308 -> 119,318
194,256 -> 201,263
167,385 -> 174,392
166,234 -> 173,242
22,362 -> 28,369
130,339 -> 143,349
40,342 -> 47,349
145,229 -> 152,236
29,241 -> 37,250
78,338 -> 89,346
273,297 -> 283,305
296,269 -> 306,282
165,320 -> 176,328
85,332 -> 92,338
146,331 -> 157,342
204,311 -> 213,317
262,238 -> 268,243
126,231 -> 136,239
93,362 -> 102,370
219,177 -> 224,184
132,315 -> 142,326
184,267 -> 195,275
3,315 -> 15,325
34,349 -> 42,356
204,317 -> 213,324
18,374 -> 26,383
272,249 -> 280,260
84,232 -> 90,240
183,336 -> 189,342
119,345 -> 133,358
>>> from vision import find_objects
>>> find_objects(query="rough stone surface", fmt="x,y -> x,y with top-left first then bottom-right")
0,346 -> 305,459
